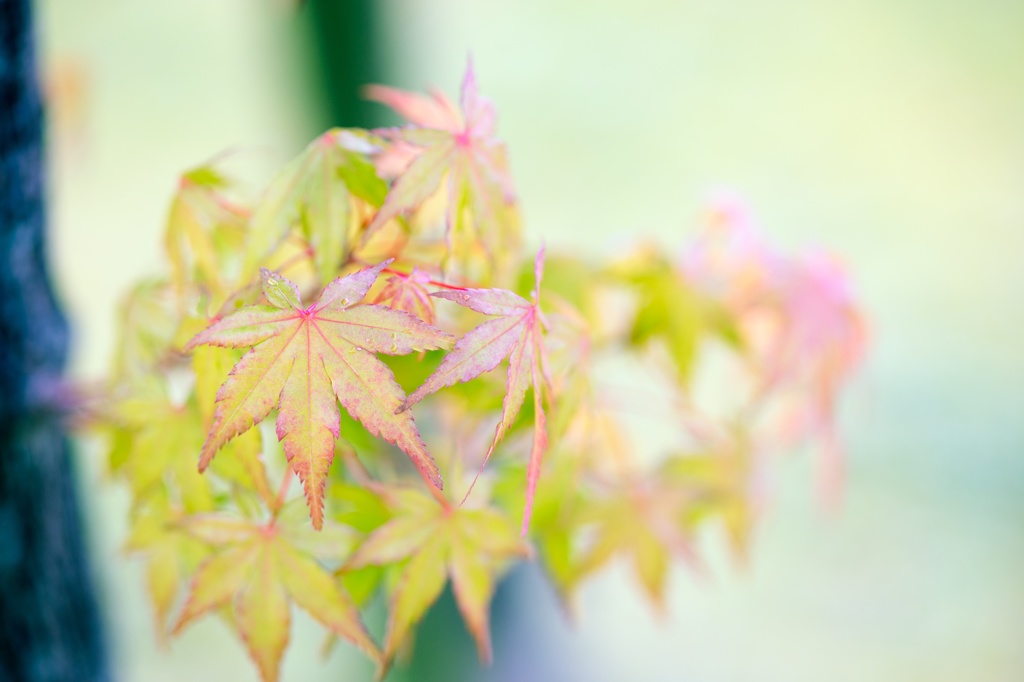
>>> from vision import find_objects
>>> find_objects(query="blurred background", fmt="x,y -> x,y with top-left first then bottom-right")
37,0 -> 1023,680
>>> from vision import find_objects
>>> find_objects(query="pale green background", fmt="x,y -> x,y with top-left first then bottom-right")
39,0 -> 1023,680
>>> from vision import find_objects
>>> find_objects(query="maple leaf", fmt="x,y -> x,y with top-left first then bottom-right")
683,194 -> 866,503
242,129 -> 388,285
610,248 -> 708,385
761,250 -> 866,503
106,343 -> 277,512
371,267 -> 436,325
364,60 -> 519,263
123,489 -> 210,643
345,488 -> 527,671
573,493 -> 680,613
174,513 -> 379,682
165,164 -> 247,303
185,261 -> 454,529
112,279 -> 178,381
187,339 -> 278,508
658,449 -> 754,563
569,468 -> 712,614
491,457 -> 584,610
399,249 -> 551,534
494,448 -> 737,613
111,380 -> 215,513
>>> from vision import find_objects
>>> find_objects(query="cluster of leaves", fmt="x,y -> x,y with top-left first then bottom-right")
91,64 -> 866,681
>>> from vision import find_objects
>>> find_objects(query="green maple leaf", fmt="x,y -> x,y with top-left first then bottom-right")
108,368 -> 276,512
164,164 -> 245,302
123,489 -> 210,642
659,450 -> 755,562
242,129 -> 388,285
185,261 -> 454,529
173,512 -> 378,682
111,379 -> 215,513
112,279 -> 178,381
492,457 -> 584,608
572,461 -> 726,612
609,249 -> 707,384
574,494 -> 675,612
344,489 -> 528,671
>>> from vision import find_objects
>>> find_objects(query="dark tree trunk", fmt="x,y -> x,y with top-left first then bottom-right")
0,1 -> 110,680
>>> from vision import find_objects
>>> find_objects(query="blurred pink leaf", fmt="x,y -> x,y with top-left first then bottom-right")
684,191 -> 867,504
364,59 -> 517,259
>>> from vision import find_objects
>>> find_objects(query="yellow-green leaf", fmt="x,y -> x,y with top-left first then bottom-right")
175,521 -> 381,682
186,262 -> 454,528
